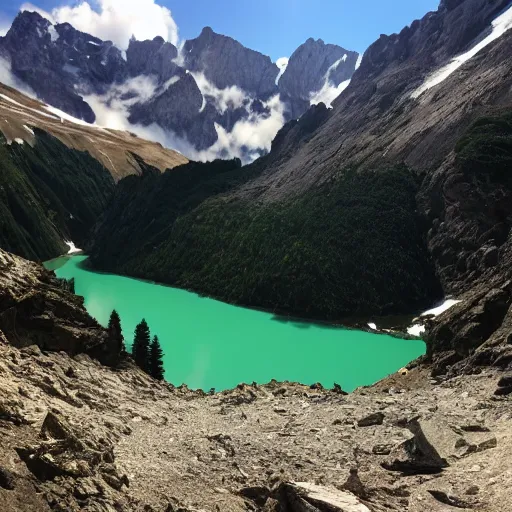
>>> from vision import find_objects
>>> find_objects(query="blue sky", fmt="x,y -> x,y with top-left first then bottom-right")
0,0 -> 440,60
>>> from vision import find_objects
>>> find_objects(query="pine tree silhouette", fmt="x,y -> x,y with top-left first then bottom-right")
132,319 -> 151,373
107,310 -> 125,356
149,335 -> 165,381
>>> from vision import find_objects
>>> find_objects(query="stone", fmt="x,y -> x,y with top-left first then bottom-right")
357,412 -> 385,427
263,498 -> 281,512
460,424 -> 490,433
372,444 -> 394,455
332,383 -> 348,395
0,466 -> 15,490
239,486 -> 270,506
495,386 -> 512,396
465,486 -> 480,495
428,490 -> 472,508
382,418 -> 462,474
341,468 -> 367,499
497,375 -> 512,388
277,482 -> 372,512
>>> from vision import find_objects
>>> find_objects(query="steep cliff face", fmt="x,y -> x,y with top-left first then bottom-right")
0,12 -> 124,122
125,36 -> 180,82
183,27 -> 279,97
234,0 -> 512,200
279,38 -> 359,117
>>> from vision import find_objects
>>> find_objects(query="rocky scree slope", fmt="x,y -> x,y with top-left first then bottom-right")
0,248 -> 512,512
90,0 -> 512,354
0,11 -> 358,157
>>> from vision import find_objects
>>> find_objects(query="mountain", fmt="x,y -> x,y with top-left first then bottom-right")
0,11 -> 359,161
1,1 -> 512,509
0,81 -> 187,262
90,0 -> 512,366
0,82 -> 187,180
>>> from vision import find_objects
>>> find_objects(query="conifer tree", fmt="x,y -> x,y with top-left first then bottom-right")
149,335 -> 165,381
132,319 -> 151,373
107,310 -> 125,356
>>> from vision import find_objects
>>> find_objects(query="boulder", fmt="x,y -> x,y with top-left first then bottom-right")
0,466 -> 16,490
357,412 -> 385,427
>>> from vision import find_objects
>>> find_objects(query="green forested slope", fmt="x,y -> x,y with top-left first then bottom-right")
0,130 -> 114,261
91,162 -> 442,320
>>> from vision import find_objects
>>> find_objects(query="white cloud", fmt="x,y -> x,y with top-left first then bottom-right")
309,57 -> 352,107
83,75 -> 159,129
412,4 -> 512,99
0,56 -> 37,97
194,94 -> 286,163
275,57 -> 289,85
22,0 -> 179,50
83,73 -> 286,164
191,72 -> 247,114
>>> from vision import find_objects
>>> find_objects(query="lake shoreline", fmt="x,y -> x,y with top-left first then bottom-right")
45,253 -> 424,342
44,254 -> 426,392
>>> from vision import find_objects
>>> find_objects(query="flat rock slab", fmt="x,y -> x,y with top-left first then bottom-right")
282,482 -> 372,511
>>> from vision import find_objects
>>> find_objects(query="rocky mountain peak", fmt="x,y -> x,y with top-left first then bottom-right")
0,10 -> 359,160
126,35 -> 179,81
183,26 -> 279,97
280,37 -> 359,101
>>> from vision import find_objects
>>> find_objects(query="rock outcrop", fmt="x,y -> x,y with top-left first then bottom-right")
0,249 -> 119,365
279,38 -> 359,118
182,27 -> 279,97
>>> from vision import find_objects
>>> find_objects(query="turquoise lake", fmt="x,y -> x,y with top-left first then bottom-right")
46,255 -> 425,392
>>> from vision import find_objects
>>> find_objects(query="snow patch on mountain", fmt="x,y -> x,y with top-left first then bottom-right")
48,24 -> 59,42
310,78 -> 351,107
412,4 -> 512,99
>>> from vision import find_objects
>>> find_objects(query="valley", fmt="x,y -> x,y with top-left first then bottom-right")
0,0 -> 512,510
